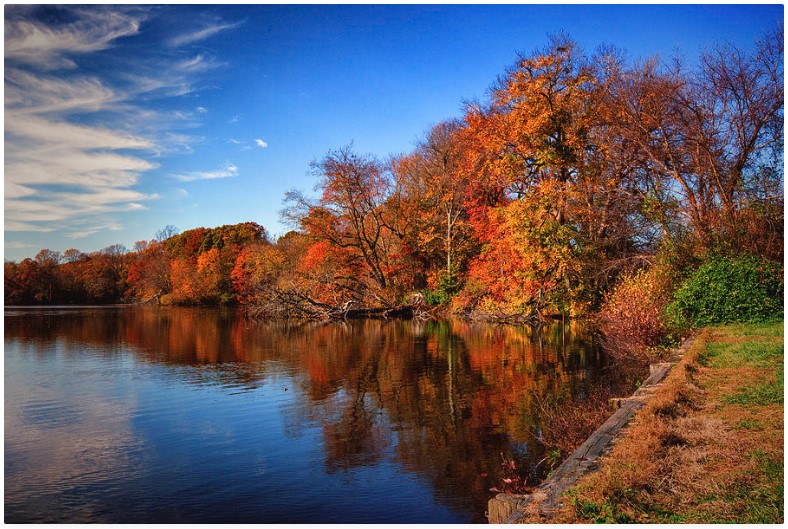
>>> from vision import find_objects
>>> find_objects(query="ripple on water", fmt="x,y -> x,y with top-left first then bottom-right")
20,399 -> 84,429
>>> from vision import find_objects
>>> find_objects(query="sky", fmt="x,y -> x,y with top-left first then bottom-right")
3,4 -> 783,262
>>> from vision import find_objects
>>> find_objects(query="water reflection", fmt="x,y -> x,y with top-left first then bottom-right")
5,307 -> 640,523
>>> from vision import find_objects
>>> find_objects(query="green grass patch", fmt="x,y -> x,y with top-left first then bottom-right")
733,419 -> 765,431
707,341 -> 784,369
699,322 -> 783,370
708,340 -> 783,368
724,366 -> 784,406
569,490 -> 691,524
684,450 -> 783,524
567,487 -> 638,524
719,322 -> 786,337
707,323 -> 784,405
724,451 -> 782,524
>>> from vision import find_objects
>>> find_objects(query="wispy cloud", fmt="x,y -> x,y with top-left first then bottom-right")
230,138 -> 253,152
168,19 -> 244,48
172,163 -> 238,182
176,53 -> 221,73
4,5 -> 146,70
255,138 -> 269,148
65,219 -> 125,240
4,6 -> 236,242
5,240 -> 36,250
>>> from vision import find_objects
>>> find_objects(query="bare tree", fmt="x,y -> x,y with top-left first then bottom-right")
610,26 -> 783,252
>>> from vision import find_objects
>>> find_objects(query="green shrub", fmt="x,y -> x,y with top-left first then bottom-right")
666,256 -> 783,328
423,268 -> 460,307
423,287 -> 450,306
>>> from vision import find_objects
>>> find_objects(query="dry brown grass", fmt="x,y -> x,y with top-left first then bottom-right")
551,324 -> 784,524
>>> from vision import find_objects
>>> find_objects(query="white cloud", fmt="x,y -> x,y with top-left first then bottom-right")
171,163 -> 238,182
8,189 -> 157,226
6,240 -> 36,249
168,20 -> 243,48
6,113 -> 154,153
196,106 -> 207,113
5,182 -> 36,200
65,220 -> 125,240
4,221 -> 57,233
5,69 -> 117,114
176,53 -> 220,73
4,6 -> 146,70
228,138 -> 257,151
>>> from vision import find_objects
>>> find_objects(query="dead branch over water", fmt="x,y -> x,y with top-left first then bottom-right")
245,286 -> 439,321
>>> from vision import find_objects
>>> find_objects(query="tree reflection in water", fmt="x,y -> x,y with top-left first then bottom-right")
5,307 -> 642,519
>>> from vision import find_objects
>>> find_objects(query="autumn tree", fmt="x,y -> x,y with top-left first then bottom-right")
4,259 -> 41,305
126,239 -> 172,302
283,146 -> 410,305
56,249 -> 89,302
125,222 -> 268,305
455,36 -> 645,317
393,120 -> 476,298
82,245 -> 130,303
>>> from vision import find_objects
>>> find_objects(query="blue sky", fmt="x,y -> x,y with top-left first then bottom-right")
4,4 -> 783,262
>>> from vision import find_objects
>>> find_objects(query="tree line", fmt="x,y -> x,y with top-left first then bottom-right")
6,31 -> 783,328
4,223 -> 266,306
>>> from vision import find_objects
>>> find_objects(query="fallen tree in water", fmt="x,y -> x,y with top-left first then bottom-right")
245,287 -> 438,321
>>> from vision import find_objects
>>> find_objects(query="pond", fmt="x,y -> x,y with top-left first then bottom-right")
4,306 -> 640,523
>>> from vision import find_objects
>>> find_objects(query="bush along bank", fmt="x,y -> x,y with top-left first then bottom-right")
596,253 -> 783,364
666,255 -> 784,328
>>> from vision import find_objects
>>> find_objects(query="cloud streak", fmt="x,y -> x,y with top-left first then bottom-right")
171,163 -> 239,182
168,19 -> 244,48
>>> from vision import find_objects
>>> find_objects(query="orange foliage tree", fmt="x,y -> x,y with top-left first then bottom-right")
454,36 -> 644,318
393,120 -> 477,300
283,146 -> 413,306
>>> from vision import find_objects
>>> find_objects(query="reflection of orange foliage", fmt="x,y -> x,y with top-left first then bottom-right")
7,308 -> 639,517
451,320 -> 607,443
307,355 -> 330,385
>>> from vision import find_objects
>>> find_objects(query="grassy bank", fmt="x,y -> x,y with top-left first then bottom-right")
555,322 -> 784,524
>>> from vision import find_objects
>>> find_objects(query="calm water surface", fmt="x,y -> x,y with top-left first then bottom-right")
5,307 -> 639,523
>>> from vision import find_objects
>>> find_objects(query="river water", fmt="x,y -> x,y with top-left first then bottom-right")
5,306 -> 639,523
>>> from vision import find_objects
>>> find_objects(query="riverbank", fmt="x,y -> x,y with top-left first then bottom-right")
547,322 -> 784,523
